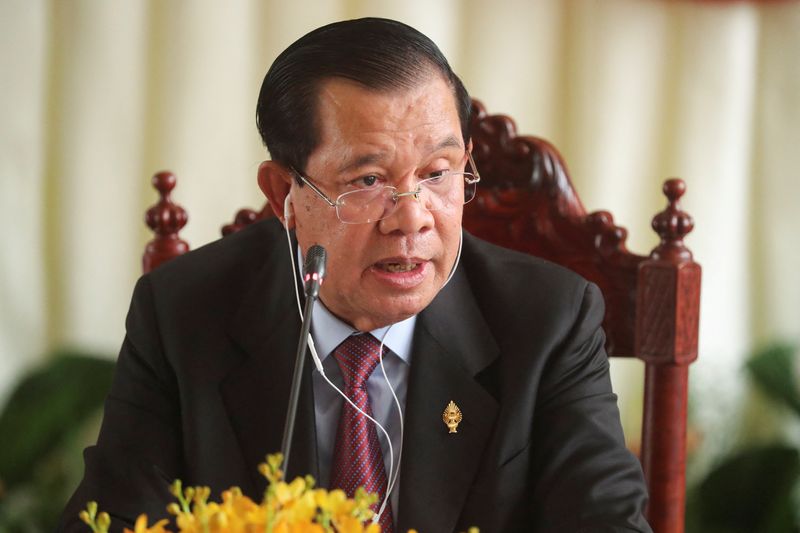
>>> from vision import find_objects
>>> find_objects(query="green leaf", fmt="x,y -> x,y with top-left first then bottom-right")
746,342 -> 800,418
0,351 -> 115,489
688,444 -> 800,532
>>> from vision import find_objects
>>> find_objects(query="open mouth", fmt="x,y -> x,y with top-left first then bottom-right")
378,262 -> 419,273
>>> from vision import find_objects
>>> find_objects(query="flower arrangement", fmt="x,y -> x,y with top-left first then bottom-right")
81,454 -> 385,533
80,453 -> 478,533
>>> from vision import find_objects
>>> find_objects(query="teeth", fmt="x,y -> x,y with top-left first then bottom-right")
382,263 -> 416,273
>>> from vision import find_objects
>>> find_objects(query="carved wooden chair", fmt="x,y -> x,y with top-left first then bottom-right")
143,99 -> 701,533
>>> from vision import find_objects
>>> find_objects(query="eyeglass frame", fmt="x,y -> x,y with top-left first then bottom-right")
288,150 -> 481,224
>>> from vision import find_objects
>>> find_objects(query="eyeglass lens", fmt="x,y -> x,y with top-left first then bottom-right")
336,172 -> 476,224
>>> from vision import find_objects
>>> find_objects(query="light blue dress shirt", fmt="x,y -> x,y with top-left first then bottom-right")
310,299 -> 415,522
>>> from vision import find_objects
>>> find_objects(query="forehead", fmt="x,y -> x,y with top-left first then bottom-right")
309,76 -> 463,171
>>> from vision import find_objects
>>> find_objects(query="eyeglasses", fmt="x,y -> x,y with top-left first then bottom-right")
290,151 -> 481,224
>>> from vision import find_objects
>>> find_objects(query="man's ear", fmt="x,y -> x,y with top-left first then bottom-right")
258,161 -> 294,228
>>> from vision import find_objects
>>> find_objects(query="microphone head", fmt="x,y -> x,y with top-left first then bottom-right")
303,244 -> 327,286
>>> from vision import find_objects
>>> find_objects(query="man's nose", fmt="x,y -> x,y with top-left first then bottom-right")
379,185 -> 434,235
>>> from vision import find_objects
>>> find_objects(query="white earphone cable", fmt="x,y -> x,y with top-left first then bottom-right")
280,193 -> 464,524
282,203 -> 398,522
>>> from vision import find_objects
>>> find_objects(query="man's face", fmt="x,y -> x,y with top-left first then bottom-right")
291,75 -> 466,331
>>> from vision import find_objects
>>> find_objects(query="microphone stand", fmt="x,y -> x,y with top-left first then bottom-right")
280,244 -> 326,474
279,291 -> 317,474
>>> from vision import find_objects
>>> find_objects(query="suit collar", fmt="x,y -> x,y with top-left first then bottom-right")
219,223 -> 501,530
397,264 -> 500,532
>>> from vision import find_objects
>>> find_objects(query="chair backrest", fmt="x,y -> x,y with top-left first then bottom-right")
143,99 -> 701,533
463,101 -> 700,533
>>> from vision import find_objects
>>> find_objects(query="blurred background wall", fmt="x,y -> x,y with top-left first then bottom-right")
1,0 -> 799,519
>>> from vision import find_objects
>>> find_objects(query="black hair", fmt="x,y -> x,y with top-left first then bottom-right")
255,17 -> 471,173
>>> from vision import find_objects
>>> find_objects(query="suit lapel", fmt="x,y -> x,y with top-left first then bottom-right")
220,230 -> 318,495
397,266 -> 500,533
217,224 -> 500,529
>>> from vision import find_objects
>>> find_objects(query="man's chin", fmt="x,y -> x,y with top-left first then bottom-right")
349,296 -> 434,331
359,295 -> 435,331
321,277 -> 442,331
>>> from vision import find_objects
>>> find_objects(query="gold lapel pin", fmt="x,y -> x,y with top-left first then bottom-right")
442,400 -> 462,433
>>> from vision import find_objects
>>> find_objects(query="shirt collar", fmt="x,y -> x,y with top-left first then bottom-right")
311,299 -> 416,364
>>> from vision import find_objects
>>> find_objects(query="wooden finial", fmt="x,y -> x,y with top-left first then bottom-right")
650,178 -> 694,263
142,171 -> 189,273
636,178 -> 701,532
145,172 -> 188,235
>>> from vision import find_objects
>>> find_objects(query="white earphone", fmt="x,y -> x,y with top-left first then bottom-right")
277,190 -> 466,525
283,192 -> 293,228
280,206 -> 403,524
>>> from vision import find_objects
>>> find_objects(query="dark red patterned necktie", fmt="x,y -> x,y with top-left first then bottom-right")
330,333 -> 394,532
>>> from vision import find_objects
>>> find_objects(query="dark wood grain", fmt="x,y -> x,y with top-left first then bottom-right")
635,180 -> 701,533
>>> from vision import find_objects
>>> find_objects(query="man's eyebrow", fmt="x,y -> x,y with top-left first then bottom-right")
336,135 -> 464,174
432,135 -> 464,153
336,152 -> 388,174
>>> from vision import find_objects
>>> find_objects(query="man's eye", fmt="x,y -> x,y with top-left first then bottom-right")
351,175 -> 381,188
426,170 -> 449,181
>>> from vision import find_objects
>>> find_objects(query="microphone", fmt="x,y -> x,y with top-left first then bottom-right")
281,244 -> 327,474
303,245 -> 327,299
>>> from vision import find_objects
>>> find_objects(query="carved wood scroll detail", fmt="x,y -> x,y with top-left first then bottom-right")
463,102 -> 701,532
142,171 -> 189,273
463,99 -> 646,357
222,204 -> 275,236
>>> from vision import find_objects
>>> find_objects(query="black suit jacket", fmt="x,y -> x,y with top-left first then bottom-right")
60,219 -> 650,532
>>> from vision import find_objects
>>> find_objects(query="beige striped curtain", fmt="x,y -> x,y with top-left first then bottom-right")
2,0 -> 799,473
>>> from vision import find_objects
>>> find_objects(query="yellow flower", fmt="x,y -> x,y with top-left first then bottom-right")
272,519 -> 326,533
218,487 -> 265,528
319,489 -> 352,515
83,450 -> 478,533
332,514 -> 381,533
123,514 -> 170,533
80,502 -> 111,533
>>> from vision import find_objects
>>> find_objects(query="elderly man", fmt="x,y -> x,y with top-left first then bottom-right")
60,18 -> 650,532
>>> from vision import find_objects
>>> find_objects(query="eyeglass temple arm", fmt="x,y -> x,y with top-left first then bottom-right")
466,151 -> 481,182
290,167 -> 338,207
